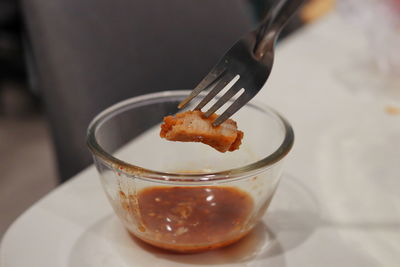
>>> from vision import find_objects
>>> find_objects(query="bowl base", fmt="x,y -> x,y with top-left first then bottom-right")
128,229 -> 252,253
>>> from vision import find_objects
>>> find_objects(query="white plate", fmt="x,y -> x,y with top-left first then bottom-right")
1,173 -> 320,267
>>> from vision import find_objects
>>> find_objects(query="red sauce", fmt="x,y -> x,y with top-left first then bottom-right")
121,186 -> 254,253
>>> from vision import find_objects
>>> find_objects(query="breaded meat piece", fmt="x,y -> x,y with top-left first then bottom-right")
160,110 -> 243,152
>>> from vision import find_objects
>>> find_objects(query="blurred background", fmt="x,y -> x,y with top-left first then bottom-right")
0,0 -> 384,238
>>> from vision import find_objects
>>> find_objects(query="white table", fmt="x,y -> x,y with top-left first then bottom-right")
1,12 -> 400,267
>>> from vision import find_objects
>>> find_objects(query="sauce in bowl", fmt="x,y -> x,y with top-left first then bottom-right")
120,186 -> 254,252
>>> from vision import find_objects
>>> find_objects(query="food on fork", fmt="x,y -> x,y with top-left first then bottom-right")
160,110 -> 243,152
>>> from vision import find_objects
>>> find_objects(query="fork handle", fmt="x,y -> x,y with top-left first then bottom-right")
255,0 -> 285,46
254,0 -> 305,59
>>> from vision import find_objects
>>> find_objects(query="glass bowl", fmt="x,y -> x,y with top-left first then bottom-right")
87,90 -> 294,253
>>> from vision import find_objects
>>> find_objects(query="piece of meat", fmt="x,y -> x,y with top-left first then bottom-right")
160,110 -> 243,152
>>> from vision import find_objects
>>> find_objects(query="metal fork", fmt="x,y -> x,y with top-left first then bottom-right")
178,0 -> 305,126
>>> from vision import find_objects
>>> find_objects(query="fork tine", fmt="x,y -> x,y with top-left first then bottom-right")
213,92 -> 252,126
204,82 -> 243,118
194,73 -> 236,111
178,68 -> 226,109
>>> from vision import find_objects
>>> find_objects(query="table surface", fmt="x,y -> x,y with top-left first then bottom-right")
1,11 -> 400,267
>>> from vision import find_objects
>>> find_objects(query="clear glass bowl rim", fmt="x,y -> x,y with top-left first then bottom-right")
87,90 -> 294,182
